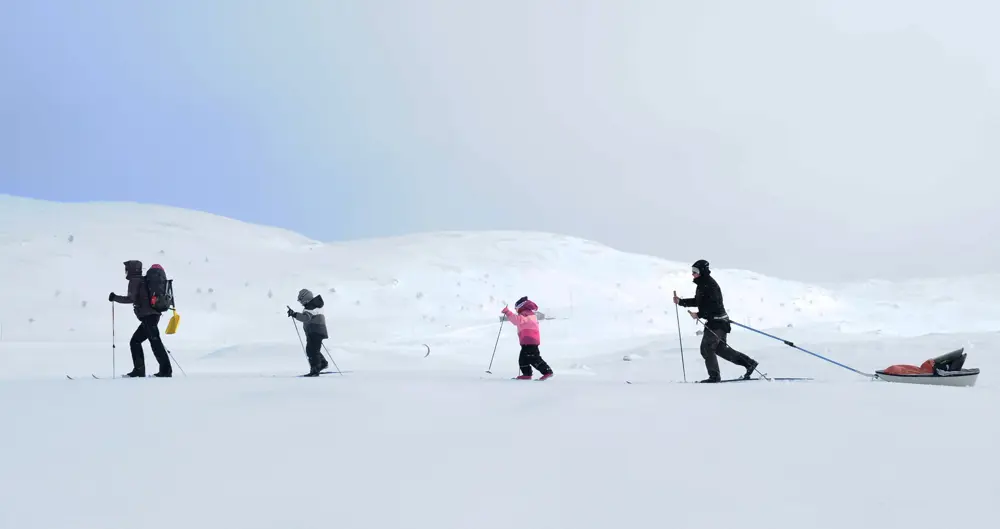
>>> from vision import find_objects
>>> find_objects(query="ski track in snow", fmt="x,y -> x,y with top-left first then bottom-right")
1,194 -> 999,528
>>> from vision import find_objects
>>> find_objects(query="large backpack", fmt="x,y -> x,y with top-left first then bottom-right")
145,264 -> 174,313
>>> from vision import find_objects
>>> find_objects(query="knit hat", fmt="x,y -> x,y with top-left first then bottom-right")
297,288 -> 315,305
514,296 -> 538,313
692,259 -> 710,275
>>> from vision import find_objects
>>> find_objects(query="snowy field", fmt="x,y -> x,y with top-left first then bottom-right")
2,194 -> 999,528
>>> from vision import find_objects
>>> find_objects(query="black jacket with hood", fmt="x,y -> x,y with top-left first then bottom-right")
112,260 -> 159,320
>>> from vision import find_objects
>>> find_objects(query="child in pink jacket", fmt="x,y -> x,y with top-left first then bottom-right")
501,296 -> 554,380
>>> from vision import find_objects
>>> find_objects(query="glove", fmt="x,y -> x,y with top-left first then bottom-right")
287,307 -> 296,317
108,292 -> 116,302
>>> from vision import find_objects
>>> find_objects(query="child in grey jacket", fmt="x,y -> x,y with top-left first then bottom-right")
287,288 -> 330,376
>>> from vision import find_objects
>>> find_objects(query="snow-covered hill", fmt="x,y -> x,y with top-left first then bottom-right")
3,193 -> 999,377
2,194 -> 999,529
0,195 -> 831,346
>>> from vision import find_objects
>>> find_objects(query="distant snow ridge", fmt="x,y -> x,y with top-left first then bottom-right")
1,194 -> 996,348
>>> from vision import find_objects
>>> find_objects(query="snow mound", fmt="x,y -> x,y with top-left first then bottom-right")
1,195 -> 848,344
2,194 -> 999,378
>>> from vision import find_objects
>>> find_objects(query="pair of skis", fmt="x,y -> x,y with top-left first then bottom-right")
625,375 -> 813,384
297,370 -> 341,377
697,375 -> 813,383
66,374 -> 169,380
67,370 -> 347,380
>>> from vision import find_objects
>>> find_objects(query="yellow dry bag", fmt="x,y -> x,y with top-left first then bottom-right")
165,310 -> 181,335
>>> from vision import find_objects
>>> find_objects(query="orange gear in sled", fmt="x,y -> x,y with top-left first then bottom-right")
881,358 -> 935,376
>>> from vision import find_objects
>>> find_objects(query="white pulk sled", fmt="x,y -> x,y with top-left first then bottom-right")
874,348 -> 979,388
695,320 -> 979,388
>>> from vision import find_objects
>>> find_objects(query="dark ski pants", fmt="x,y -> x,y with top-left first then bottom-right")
305,333 -> 328,372
518,344 -> 552,377
700,326 -> 755,381
129,314 -> 171,375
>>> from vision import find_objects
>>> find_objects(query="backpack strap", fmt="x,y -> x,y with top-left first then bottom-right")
167,279 -> 176,310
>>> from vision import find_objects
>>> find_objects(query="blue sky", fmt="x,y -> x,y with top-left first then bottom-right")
1,1 -> 435,236
3,1 -> 999,281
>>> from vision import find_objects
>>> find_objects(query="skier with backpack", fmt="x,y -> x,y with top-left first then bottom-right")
287,288 -> 330,376
109,260 -> 174,377
501,296 -> 553,380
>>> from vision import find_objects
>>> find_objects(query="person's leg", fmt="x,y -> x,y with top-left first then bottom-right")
141,315 -> 171,376
711,329 -> 757,379
316,338 -> 329,371
127,323 -> 148,376
700,331 -> 722,382
528,345 -> 553,376
305,333 -> 323,374
517,345 -> 533,378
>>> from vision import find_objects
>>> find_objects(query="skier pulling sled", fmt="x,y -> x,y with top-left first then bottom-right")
876,348 -> 979,387
674,260 -> 760,383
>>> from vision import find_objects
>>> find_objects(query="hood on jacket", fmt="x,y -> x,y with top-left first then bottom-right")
298,289 -> 325,310
124,260 -> 143,279
514,296 -> 538,314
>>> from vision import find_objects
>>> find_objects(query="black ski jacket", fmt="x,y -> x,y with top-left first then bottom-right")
678,273 -> 731,330
112,260 -> 159,320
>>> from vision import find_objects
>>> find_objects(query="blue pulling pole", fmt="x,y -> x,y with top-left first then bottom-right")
729,320 -> 874,378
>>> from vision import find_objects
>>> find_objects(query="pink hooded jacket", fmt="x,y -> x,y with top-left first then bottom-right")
502,301 -> 540,345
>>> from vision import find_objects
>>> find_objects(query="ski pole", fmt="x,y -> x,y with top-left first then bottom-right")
728,320 -> 873,378
321,343 -> 344,375
485,315 -> 505,374
112,303 -> 116,378
288,306 -> 307,351
167,349 -> 187,377
290,315 -> 307,354
673,291 -> 687,382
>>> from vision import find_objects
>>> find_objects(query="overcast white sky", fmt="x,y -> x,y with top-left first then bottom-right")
4,0 -> 999,282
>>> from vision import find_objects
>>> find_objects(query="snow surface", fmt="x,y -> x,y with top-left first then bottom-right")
2,194 -> 999,528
